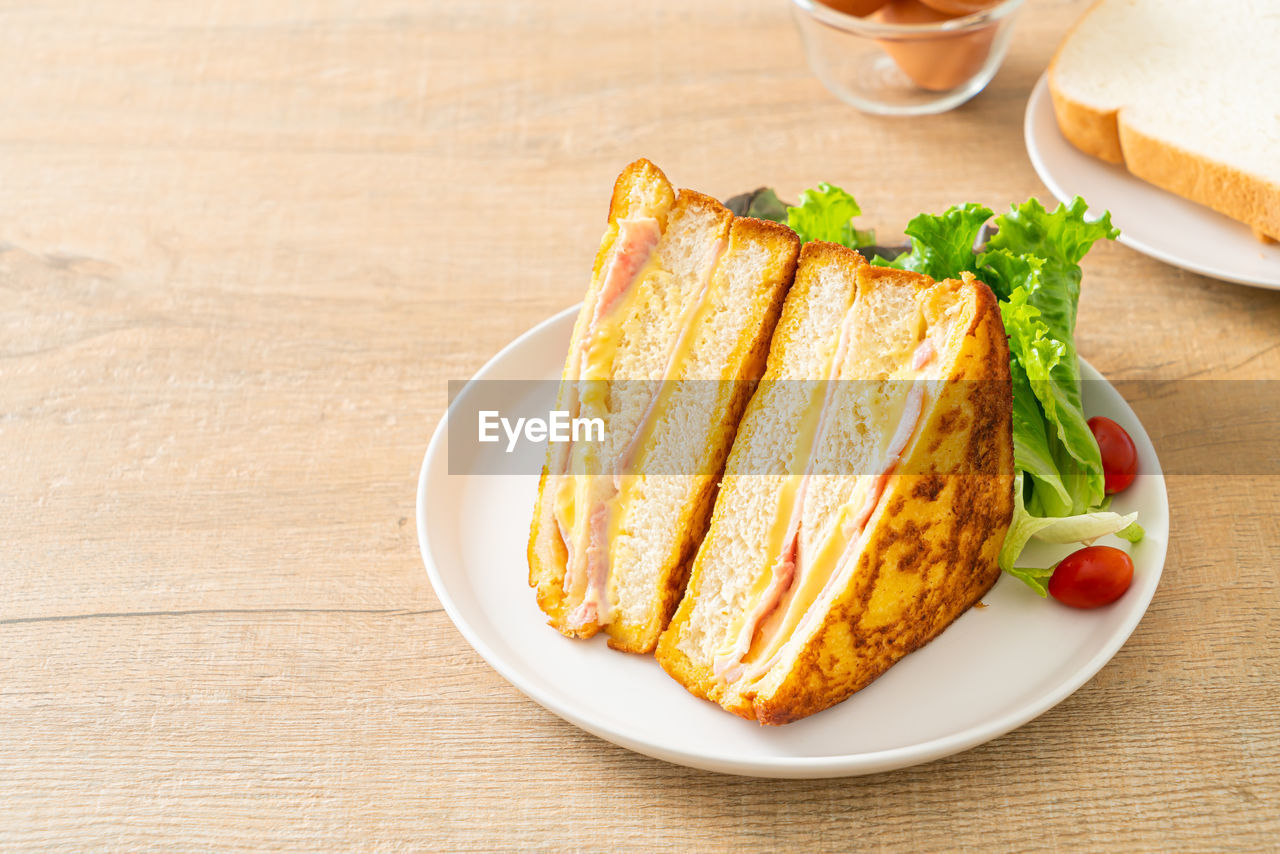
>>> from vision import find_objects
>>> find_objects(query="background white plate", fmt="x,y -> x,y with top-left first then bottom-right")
417,307 -> 1170,778
1024,73 -> 1280,290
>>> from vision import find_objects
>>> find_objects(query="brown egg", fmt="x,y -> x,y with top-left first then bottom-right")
918,0 -> 1002,14
874,0 -> 961,27
820,0 -> 890,15
872,0 -> 997,92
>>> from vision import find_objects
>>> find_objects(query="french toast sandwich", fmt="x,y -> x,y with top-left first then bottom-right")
656,241 -> 1014,723
529,159 -> 802,653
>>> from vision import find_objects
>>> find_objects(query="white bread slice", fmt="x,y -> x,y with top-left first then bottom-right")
528,159 -> 801,653
1049,0 -> 1280,241
656,243 -> 1013,724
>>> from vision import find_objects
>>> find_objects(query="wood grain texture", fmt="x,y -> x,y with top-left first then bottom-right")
1,0 -> 1277,850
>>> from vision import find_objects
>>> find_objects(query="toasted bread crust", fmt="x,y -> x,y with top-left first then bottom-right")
1048,6 -> 1280,241
606,158 -> 676,227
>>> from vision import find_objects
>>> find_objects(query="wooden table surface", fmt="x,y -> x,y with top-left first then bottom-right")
3,0 -> 1278,849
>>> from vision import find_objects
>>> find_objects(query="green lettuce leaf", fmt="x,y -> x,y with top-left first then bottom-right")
741,188 -> 789,223
1116,521 -> 1145,543
987,196 -> 1118,270
875,197 -> 1128,593
984,198 -> 1118,512
883,203 -> 992,281
1000,473 -> 1142,596
785,183 -> 874,248
1006,565 -> 1055,598
999,283 -> 1073,516
866,199 -> 1120,516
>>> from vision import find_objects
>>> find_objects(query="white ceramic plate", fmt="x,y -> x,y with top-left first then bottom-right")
1024,73 -> 1280,290
417,307 -> 1170,778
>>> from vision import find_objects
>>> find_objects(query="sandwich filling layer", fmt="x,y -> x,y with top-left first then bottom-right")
553,216 -> 729,629
741,378 -> 925,684
712,317 -> 941,685
711,287 -> 857,681
553,216 -> 661,626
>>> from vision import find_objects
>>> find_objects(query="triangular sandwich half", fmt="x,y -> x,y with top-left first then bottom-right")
656,241 -> 1013,722
529,159 -> 802,652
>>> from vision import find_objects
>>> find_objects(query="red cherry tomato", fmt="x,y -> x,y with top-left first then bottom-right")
1048,546 -> 1134,609
1088,416 -> 1138,494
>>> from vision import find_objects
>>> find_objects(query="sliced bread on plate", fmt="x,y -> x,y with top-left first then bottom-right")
1049,0 -> 1280,241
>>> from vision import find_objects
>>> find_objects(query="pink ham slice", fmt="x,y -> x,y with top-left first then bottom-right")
591,218 -> 662,330
911,338 -> 936,371
557,217 -> 661,607
714,532 -> 797,682
840,380 -> 924,540
565,503 -> 611,627
563,216 -> 663,465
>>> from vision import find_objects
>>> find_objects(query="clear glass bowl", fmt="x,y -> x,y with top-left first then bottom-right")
789,0 -> 1026,116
